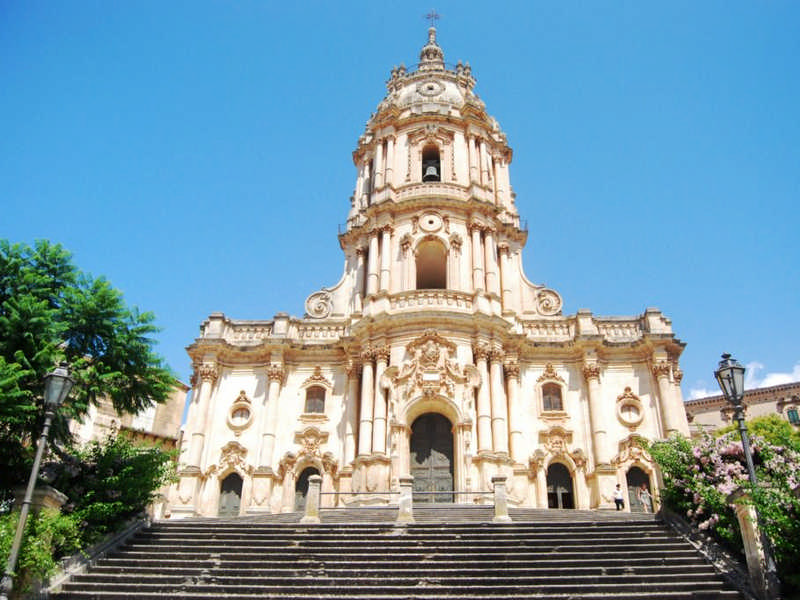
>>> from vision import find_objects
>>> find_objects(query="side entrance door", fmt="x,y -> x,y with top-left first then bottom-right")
219,473 -> 243,517
410,413 -> 454,503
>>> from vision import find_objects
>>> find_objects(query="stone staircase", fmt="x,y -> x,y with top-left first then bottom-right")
51,507 -> 745,599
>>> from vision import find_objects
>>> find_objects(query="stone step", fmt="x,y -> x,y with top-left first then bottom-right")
58,580 -> 737,595
53,592 -> 743,600
94,553 -> 709,569
51,513 -> 743,600
86,563 -> 718,577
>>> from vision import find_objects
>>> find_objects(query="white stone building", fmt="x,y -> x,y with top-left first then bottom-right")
171,28 -> 689,518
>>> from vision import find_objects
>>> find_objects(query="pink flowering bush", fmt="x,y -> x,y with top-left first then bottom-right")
650,416 -> 800,591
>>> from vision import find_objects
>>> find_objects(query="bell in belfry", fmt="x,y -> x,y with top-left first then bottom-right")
423,163 -> 440,182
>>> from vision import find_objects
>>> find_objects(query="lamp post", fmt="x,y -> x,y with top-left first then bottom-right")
714,353 -> 781,598
0,363 -> 74,600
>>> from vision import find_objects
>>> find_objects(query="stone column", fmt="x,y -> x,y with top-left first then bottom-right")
354,248 -> 366,312
484,227 -> 499,296
470,223 -> 485,292
468,135 -> 478,183
299,475 -> 322,523
366,232 -> 380,295
187,363 -> 218,469
357,348 -> 375,456
343,360 -> 360,466
473,344 -> 492,453
479,139 -> 489,186
258,364 -> 285,469
379,226 -> 392,293
489,347 -> 509,455
359,162 -> 369,208
653,361 -> 680,436
492,475 -> 512,523
385,136 -> 395,185
534,460 -> 548,509
727,489 -> 781,600
582,362 -> 609,465
280,463 -> 296,513
396,476 -> 414,524
497,243 -> 513,310
505,359 -> 523,462
372,345 -> 390,455
374,139 -> 384,189
493,157 -> 505,205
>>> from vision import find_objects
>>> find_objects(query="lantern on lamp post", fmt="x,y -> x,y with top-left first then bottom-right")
0,363 -> 74,600
714,353 -> 781,598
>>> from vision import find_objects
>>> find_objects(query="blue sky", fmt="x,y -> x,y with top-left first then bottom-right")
2,1 -> 798,403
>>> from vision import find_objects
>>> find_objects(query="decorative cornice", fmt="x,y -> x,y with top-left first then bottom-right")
302,366 -> 332,390
537,363 -> 565,384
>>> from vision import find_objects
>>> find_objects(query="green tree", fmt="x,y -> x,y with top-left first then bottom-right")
0,240 -> 175,498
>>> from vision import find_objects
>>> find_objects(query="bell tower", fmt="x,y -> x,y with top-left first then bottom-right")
331,25 -> 556,321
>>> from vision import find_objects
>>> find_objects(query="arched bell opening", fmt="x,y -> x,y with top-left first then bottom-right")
421,144 -> 441,182
294,466 -> 320,511
218,472 -> 243,517
546,462 -> 574,509
625,465 -> 652,513
415,239 -> 447,289
409,413 -> 454,503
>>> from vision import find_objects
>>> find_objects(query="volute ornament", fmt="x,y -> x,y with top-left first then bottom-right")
536,288 -> 563,316
305,290 -> 333,319
582,363 -> 601,382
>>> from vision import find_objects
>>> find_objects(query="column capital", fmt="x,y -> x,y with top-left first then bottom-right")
345,358 -> 362,377
652,360 -> 672,379
380,224 -> 394,235
469,221 -> 485,234
673,366 -> 684,383
472,342 -> 490,361
193,362 -> 219,385
497,242 -> 510,256
489,346 -> 505,363
356,246 -> 367,258
504,360 -> 520,379
360,345 -> 375,362
267,364 -> 285,382
374,345 -> 391,363
582,363 -> 601,382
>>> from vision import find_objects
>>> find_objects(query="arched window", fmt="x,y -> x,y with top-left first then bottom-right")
421,144 -> 441,182
787,407 -> 799,425
304,386 -> 326,414
542,382 -> 563,412
415,239 -> 447,289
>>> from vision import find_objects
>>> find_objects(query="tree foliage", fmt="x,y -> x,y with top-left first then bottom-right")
0,240 -> 175,496
651,420 -> 800,592
52,433 -> 177,544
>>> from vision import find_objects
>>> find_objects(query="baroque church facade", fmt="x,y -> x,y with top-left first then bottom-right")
171,28 -> 689,518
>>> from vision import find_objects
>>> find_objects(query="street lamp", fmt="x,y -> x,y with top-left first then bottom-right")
714,353 -> 781,598
0,363 -> 74,600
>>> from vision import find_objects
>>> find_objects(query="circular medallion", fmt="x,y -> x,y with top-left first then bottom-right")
417,79 -> 444,97
419,213 -> 443,233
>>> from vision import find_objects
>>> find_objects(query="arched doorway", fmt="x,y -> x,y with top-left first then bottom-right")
219,473 -> 243,517
295,466 -> 319,511
410,413 -> 454,503
546,463 -> 574,509
415,239 -> 447,289
626,466 -> 651,513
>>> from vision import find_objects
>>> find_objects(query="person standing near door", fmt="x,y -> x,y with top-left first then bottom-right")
613,484 -> 625,511
637,483 -> 652,513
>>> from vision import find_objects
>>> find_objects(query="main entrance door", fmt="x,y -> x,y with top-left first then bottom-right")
295,467 -> 319,511
410,413 -> 454,503
219,473 -> 243,517
546,463 -> 574,509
